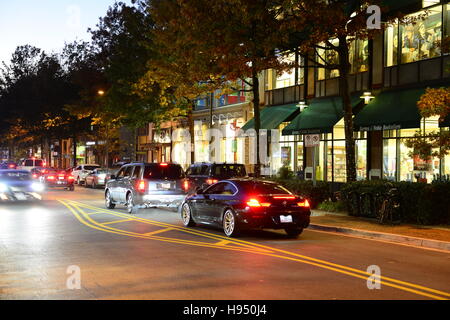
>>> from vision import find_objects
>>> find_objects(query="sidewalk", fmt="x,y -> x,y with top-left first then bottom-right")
309,210 -> 450,251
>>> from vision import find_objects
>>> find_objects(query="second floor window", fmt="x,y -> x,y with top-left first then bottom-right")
385,3 -> 447,67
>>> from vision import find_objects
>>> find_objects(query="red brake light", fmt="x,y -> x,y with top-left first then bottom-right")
297,199 -> 310,208
206,179 -> 218,185
68,175 -> 74,181
246,198 -> 271,207
273,195 -> 296,200
32,174 -> 38,178
183,180 -> 189,191
137,180 -> 146,192
160,163 -> 168,167
8,164 -> 14,168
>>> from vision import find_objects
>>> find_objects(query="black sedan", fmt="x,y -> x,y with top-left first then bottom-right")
40,168 -> 75,191
0,170 -> 45,201
180,178 -> 311,237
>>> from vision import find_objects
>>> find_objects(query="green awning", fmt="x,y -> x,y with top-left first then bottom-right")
241,104 -> 300,130
282,95 -> 363,135
354,87 -> 428,131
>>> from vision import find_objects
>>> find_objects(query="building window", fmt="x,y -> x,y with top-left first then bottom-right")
265,53 -> 304,90
214,80 -> 248,107
317,39 -> 340,80
349,39 -> 369,73
385,4 -> 444,66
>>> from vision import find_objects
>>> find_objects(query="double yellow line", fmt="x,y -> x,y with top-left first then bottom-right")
60,199 -> 450,300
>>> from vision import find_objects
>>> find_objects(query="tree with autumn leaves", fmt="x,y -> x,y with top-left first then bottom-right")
148,0 -> 295,175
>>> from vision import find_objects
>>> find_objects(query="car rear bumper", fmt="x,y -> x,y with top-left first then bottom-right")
237,209 -> 311,230
45,181 -> 73,188
136,193 -> 187,208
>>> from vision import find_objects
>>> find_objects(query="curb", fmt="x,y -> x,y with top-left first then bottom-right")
308,223 -> 450,251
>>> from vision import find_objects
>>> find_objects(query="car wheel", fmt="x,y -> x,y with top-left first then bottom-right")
126,193 -> 137,214
223,209 -> 240,237
105,190 -> 115,209
92,181 -> 96,189
284,227 -> 303,238
181,203 -> 196,227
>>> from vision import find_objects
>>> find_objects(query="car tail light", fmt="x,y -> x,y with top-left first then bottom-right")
297,199 -> 310,208
136,180 -> 146,192
273,195 -> 296,200
206,178 -> 218,185
160,163 -> 168,167
183,180 -> 189,191
32,174 -> 38,179
246,198 -> 271,207
68,175 -> 75,181
47,175 -> 56,180
8,164 -> 14,168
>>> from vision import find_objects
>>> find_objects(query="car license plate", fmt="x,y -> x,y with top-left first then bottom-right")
59,177 -> 64,180
161,182 -> 171,189
15,193 -> 27,200
280,215 -> 293,223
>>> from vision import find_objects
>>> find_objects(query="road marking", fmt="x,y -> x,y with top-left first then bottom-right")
215,240 -> 232,246
102,219 -> 132,225
60,199 -> 450,300
143,227 -> 174,236
85,211 -> 105,215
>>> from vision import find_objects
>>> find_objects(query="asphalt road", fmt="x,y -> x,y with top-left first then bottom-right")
0,186 -> 449,300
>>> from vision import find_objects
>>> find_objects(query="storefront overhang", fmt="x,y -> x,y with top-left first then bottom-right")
241,104 -> 300,131
354,87 -> 432,132
282,95 -> 363,135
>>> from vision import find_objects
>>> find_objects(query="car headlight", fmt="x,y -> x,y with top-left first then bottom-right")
0,183 -> 8,192
31,182 -> 45,192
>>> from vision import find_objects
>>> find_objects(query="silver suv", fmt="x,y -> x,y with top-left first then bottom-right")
105,162 -> 189,213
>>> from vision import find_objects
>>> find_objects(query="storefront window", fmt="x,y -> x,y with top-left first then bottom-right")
383,139 -> 397,180
326,141 -> 333,181
333,141 -> 346,182
297,142 -> 304,171
356,139 -> 367,180
446,4 -> 450,42
265,53 -> 304,89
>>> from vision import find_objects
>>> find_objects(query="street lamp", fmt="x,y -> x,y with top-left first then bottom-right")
97,90 -> 105,96
297,101 -> 308,112
360,92 -> 375,105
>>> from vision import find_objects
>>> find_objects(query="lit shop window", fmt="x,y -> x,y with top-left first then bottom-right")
349,39 -> 369,73
385,4 -> 443,66
317,39 -> 340,80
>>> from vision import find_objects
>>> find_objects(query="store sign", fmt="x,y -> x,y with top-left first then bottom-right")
305,134 -> 320,147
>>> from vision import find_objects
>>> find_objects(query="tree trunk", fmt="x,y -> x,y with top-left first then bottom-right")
338,36 -> 357,182
252,67 -> 261,177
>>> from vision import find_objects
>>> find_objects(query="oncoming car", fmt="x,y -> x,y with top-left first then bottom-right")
0,170 -> 45,201
180,179 -> 311,238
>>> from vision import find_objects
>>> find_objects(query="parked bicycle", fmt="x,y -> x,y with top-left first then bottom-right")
378,187 -> 402,225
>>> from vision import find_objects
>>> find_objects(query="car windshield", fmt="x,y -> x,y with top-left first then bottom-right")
143,165 -> 184,180
213,164 -> 246,177
242,181 -> 292,195
84,166 -> 100,171
0,171 -> 31,181
95,170 -> 108,174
